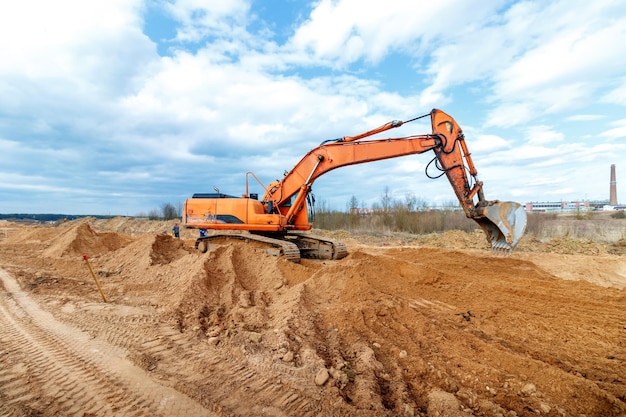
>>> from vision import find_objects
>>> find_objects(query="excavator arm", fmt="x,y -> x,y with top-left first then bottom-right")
262,135 -> 440,221
262,109 -> 526,251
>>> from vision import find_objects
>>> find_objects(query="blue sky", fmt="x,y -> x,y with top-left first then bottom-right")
1,0 -> 625,215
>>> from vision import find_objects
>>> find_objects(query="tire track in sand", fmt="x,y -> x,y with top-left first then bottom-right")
55,303 -> 326,417
0,269 -> 216,417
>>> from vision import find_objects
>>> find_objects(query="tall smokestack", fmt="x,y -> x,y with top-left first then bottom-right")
610,164 -> 617,205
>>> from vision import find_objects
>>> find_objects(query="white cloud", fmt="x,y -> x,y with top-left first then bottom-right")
525,125 -> 565,145
484,103 -> 535,128
468,134 -> 512,153
497,5 -> 624,115
603,78 -> 626,105
164,0 -> 250,42
416,1 -> 626,126
566,114 -> 604,122
0,0 -> 155,148
594,118 -> 626,141
289,0 -> 501,67
0,0 -> 149,79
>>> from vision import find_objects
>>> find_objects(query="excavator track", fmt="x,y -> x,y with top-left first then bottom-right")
195,232 -> 302,262
286,232 -> 349,260
194,232 -> 349,262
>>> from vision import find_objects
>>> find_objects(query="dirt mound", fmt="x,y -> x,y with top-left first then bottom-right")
1,224 -> 61,245
92,217 -> 173,235
42,222 -> 132,258
518,235 -> 608,254
87,216 -> 199,239
416,229 -> 490,250
149,234 -> 190,265
324,228 -> 622,256
315,247 -> 626,415
162,243 -> 318,339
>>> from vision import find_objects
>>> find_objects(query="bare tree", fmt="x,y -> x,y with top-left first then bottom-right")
148,209 -> 160,220
161,203 -> 179,220
405,192 -> 417,212
380,186 -> 392,213
347,195 -> 359,213
417,196 -> 429,211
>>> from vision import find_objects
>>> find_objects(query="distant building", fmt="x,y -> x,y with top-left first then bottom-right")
525,200 -> 624,213
525,201 -> 592,213
526,164 -> 621,213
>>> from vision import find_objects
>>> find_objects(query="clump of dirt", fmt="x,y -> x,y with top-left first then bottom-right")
149,234 -> 190,265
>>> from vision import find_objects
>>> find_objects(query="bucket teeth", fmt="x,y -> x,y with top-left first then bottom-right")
490,239 -> 512,255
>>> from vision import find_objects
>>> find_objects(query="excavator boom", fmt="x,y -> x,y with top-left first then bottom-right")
183,109 -> 526,259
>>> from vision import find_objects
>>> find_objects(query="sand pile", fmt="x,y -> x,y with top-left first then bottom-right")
149,234 -> 191,265
42,223 -> 132,258
2,224 -> 61,245
156,243 -> 327,363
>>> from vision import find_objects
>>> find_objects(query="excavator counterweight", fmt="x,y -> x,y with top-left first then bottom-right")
183,109 -> 526,260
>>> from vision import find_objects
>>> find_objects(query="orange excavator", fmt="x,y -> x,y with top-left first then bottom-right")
183,109 -> 526,261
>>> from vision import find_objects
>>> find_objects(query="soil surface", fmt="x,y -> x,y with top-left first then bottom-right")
0,218 -> 625,417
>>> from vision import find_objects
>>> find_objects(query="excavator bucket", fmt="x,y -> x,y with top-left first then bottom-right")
474,201 -> 527,253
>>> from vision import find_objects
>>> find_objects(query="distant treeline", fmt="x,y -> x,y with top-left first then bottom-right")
0,214 -> 116,222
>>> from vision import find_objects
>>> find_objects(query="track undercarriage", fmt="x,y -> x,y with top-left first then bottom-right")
194,231 -> 348,263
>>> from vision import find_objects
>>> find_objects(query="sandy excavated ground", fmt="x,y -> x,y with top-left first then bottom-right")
0,218 -> 625,417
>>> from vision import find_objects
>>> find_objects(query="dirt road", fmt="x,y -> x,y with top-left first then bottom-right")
0,218 -> 625,416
